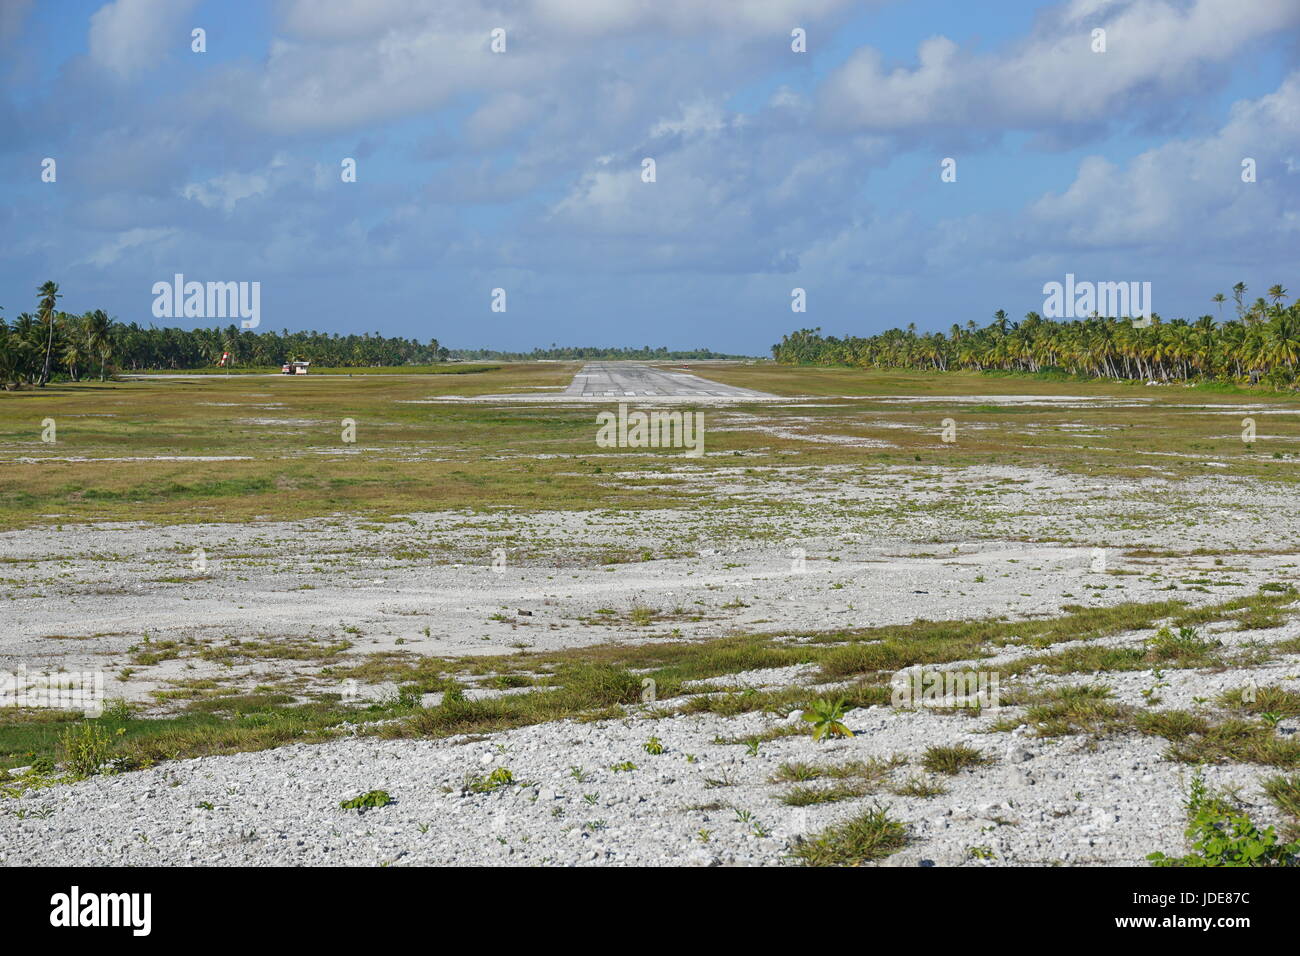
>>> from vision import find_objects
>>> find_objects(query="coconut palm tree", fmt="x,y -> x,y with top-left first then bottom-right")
61,329 -> 87,382
35,280 -> 60,386
0,311 -> 15,388
80,310 -> 114,380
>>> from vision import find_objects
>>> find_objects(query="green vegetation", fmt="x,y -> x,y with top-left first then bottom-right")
58,722 -> 112,777
4,591 -> 1290,779
773,757 -> 904,807
773,282 -> 1300,389
1,281 -> 464,384
463,767 -> 517,793
339,789 -> 393,811
791,805 -> 909,866
802,698 -> 854,741
920,744 -> 991,775
1262,776 -> 1300,837
0,280 -> 751,386
0,694 -> 417,777
1149,772 -> 1300,867
7,350 -> 1300,530
1146,625 -> 1221,662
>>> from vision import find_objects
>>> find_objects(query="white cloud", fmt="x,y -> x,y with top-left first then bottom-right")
820,0 -> 1300,132
181,170 -> 272,212
277,0 -> 860,41
1029,71 -> 1300,246
88,0 -> 199,80
79,226 -> 175,267
249,0 -> 865,135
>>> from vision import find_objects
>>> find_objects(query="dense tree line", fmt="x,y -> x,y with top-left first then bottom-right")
1,281 -> 758,388
1,281 -> 118,387
1,281 -> 460,386
773,283 -> 1300,388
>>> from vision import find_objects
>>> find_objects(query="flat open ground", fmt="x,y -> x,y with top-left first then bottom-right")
2,362 -> 1300,866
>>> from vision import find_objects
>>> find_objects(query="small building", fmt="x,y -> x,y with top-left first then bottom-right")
281,360 -> 311,375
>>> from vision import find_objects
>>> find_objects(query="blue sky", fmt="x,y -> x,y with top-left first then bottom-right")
2,0 -> 1299,354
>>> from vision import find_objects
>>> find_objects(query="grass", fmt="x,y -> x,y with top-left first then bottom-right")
920,744 -> 992,775
1145,625 -> 1222,662
6,363 -> 1300,530
4,589 -> 1292,779
771,756 -> 904,784
1020,698 -> 1133,738
0,695 -> 417,776
163,364 -> 502,377
773,756 -> 904,806
815,599 -> 1195,680
790,805 -> 909,866
891,774 -> 948,798
380,665 -> 646,740
781,782 -> 870,807
1220,685 -> 1300,718
1159,719 -> 1300,769
1263,776 -> 1300,837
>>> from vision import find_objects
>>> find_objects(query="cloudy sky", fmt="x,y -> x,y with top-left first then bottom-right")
2,0 -> 1298,354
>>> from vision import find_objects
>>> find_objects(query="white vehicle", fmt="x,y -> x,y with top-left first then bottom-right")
281,360 -> 311,375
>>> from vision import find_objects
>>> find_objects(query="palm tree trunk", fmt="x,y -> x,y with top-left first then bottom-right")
38,319 -> 54,386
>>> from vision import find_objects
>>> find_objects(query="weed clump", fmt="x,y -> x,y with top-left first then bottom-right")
339,789 -> 393,811
60,722 -> 112,777
1149,773 -> 1300,867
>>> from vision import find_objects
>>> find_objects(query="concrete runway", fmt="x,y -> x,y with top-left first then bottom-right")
563,362 -> 772,398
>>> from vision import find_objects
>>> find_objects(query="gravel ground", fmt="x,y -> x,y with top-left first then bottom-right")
4,463 -> 1299,708
4,630 -> 1297,867
3,460 -> 1300,866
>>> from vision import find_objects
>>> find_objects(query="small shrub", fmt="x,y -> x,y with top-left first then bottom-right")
339,789 -> 393,811
465,767 -> 515,793
802,698 -> 854,741
60,722 -> 112,777
1149,772 -> 1300,867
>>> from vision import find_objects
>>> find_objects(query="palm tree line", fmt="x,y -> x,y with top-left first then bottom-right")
1,280 -> 457,387
2,282 -> 117,388
1,281 -> 755,388
772,283 -> 1300,387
